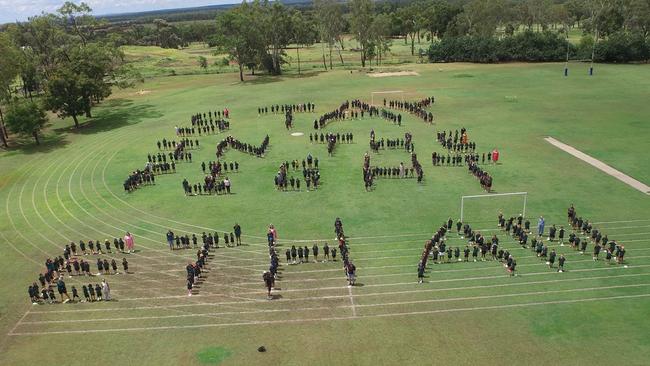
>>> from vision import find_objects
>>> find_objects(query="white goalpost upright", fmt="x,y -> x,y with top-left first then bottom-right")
371,90 -> 404,106
460,192 -> 528,223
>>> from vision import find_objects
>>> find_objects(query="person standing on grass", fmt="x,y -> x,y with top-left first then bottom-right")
102,279 -> 111,301
418,261 -> 425,284
291,246 -> 297,264
312,244 -> 319,262
124,232 -> 135,253
234,223 -> 242,245
558,254 -> 566,272
548,249 -> 556,268
323,243 -> 330,262
593,242 -> 602,261
537,216 -> 545,236
166,230 -> 175,250
263,271 -> 274,299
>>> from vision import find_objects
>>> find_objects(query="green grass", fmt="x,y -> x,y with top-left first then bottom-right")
0,61 -> 649,366
122,36 -> 421,78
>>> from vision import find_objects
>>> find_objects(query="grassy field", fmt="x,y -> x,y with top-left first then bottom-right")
122,36 -> 422,78
1,61 -> 649,366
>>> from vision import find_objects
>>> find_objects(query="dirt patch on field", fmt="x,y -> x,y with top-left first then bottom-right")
368,71 -> 420,78
134,90 -> 151,96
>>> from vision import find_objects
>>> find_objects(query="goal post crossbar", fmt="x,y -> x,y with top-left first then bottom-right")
460,192 -> 528,223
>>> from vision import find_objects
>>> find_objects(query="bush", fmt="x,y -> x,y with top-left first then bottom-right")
593,32 -> 650,63
428,31 -> 575,63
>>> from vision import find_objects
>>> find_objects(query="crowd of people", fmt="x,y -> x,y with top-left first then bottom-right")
258,103 -> 315,115
362,151 -> 423,189
168,226 -> 242,251
216,135 -> 269,158
309,132 -> 354,144
383,97 -> 435,124
369,131 -> 414,153
182,176 -> 231,195
186,240 -> 212,296
313,101 -> 353,129
202,160 -> 239,175
468,161 -> 493,192
157,138 -> 200,150
418,220 -> 518,283
565,205 -> 627,264
27,233 -> 135,304
274,155 -> 321,191
379,109 -> 402,125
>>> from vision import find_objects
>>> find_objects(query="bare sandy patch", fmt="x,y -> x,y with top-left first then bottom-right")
368,71 -> 420,78
134,89 -> 151,96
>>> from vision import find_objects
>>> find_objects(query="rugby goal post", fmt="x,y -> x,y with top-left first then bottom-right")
371,90 -> 404,106
460,192 -> 528,223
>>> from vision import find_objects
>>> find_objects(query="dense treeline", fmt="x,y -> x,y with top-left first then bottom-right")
0,2 -> 140,147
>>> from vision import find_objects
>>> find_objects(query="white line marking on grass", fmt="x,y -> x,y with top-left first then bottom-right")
593,219 -> 650,225
18,283 -> 649,326
348,286 -> 357,317
26,272 -> 650,315
545,137 -> 650,195
10,293 -> 650,336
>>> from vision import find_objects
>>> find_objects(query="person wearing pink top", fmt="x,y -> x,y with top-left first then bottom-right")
491,148 -> 500,164
124,232 -> 135,253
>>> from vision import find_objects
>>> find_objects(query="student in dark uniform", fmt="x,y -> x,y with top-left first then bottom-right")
548,249 -> 556,268
312,244 -> 319,262
463,246 -> 470,262
122,258 -> 129,273
304,246 -> 309,262
88,283 -> 96,301
95,284 -> 102,301
593,243 -> 601,261
285,249 -> 291,263
71,286 -> 80,302
472,245 -> 479,262
558,254 -> 566,272
332,248 -> 337,261
290,245 -> 297,264
263,271 -> 274,299
234,224 -> 242,245
41,287 -> 50,303
82,285 -> 90,302
417,261 -> 425,283
323,243 -> 330,261
297,246 -> 304,263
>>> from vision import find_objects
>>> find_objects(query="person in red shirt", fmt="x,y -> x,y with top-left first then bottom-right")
491,148 -> 500,164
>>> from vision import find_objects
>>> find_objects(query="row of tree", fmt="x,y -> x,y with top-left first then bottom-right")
0,2 -> 139,146
207,0 -> 649,79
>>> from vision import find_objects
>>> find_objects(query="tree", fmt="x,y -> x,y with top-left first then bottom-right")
57,1 -> 96,46
370,13 -> 393,65
262,2 -> 293,75
198,56 -> 208,71
314,0 -> 345,69
213,3 -> 260,81
349,0 -> 374,67
5,100 -> 48,145
0,33 -> 20,147
291,10 -> 317,74
463,0 -> 507,37
43,68 -> 90,128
